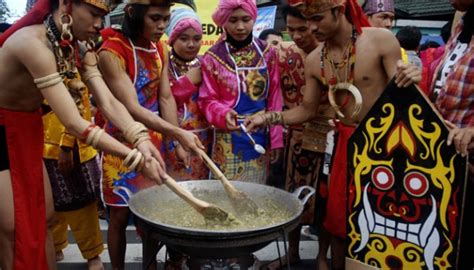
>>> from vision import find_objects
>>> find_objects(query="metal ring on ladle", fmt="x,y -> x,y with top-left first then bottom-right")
328,82 -> 363,122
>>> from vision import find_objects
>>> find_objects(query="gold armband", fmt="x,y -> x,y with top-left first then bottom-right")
265,111 -> 286,126
34,72 -> 63,89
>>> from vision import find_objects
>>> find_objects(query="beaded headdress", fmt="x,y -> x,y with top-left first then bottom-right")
83,0 -> 112,12
363,0 -> 395,15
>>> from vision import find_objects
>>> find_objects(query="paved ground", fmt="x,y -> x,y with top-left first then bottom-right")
57,220 -> 325,269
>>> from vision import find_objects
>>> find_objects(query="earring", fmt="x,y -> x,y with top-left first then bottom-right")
58,13 -> 75,62
86,39 -> 96,52
60,14 -> 74,43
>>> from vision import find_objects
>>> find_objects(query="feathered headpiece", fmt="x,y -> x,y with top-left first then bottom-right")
288,0 -> 370,34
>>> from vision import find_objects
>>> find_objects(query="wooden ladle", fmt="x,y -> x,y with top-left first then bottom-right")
197,149 -> 259,216
162,174 -> 235,223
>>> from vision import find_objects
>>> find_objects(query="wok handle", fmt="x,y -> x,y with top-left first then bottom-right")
197,148 -> 238,193
293,186 -> 315,206
163,174 -> 209,211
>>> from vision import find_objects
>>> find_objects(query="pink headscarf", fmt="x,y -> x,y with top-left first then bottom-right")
211,0 -> 257,27
166,8 -> 202,45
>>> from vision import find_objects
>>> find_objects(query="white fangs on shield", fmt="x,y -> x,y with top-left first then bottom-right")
355,183 -> 440,270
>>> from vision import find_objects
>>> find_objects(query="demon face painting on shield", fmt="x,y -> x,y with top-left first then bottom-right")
347,81 -> 467,270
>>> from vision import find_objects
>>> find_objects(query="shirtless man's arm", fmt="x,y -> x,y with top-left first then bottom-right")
370,28 -> 421,87
246,48 -> 323,129
12,33 -> 164,183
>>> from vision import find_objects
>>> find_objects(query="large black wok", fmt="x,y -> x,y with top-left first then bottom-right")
128,180 -> 314,258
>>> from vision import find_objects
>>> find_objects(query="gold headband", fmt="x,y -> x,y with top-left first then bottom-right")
83,0 -> 111,12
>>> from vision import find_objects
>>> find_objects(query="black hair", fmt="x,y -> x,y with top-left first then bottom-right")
440,21 -> 452,43
122,4 -> 150,41
396,26 -> 422,51
281,4 -> 305,22
258,29 -> 282,40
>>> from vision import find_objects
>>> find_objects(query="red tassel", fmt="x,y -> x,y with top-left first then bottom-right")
345,0 -> 370,34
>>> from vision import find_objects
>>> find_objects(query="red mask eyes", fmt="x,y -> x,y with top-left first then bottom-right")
404,172 -> 429,197
371,166 -> 395,190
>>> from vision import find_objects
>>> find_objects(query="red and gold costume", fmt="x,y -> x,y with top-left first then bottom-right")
42,74 -> 104,259
99,29 -> 166,206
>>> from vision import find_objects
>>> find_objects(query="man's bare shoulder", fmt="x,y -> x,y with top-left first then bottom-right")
3,25 -> 49,54
360,27 -> 396,42
306,44 -> 322,64
2,24 -> 59,78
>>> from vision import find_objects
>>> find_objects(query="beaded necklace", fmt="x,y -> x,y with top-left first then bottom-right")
320,27 -> 357,109
170,50 -> 200,77
321,27 -> 357,87
44,14 -> 87,116
44,14 -> 78,79
228,42 -> 257,67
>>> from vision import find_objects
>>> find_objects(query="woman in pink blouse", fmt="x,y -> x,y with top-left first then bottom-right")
166,8 -> 211,180
198,0 -> 283,184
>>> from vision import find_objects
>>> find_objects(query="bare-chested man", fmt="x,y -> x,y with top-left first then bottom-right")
0,0 -> 189,269
266,4 -> 333,270
246,0 -> 420,269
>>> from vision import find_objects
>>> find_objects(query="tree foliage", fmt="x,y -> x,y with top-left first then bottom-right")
0,0 -> 11,23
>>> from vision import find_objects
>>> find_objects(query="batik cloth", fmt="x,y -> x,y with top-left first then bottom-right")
42,73 -> 100,211
99,29 -> 165,206
277,42 -> 333,223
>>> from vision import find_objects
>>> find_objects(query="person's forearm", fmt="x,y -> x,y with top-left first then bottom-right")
62,116 -> 130,159
281,103 -> 318,126
86,76 -> 135,132
158,95 -> 181,136
127,105 -> 180,137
